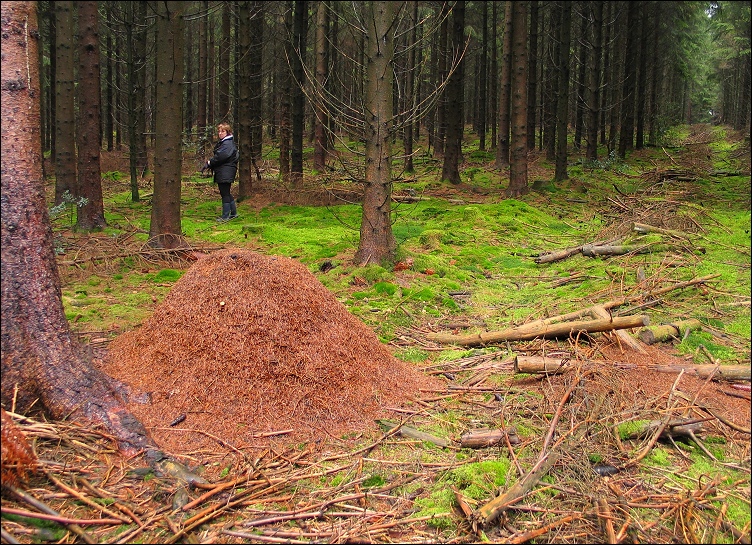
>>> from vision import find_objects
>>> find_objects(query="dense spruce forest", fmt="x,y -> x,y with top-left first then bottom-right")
36,1 -> 751,258
2,2 -> 751,543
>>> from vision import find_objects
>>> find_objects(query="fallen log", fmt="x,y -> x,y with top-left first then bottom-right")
426,315 -> 649,347
590,305 -> 647,353
648,364 -> 750,381
535,245 -> 584,264
460,428 -> 520,448
638,319 -> 702,344
632,222 -> 694,240
582,243 -> 671,256
514,355 -> 573,375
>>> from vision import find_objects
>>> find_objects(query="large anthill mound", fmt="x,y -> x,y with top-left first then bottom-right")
102,249 -> 440,455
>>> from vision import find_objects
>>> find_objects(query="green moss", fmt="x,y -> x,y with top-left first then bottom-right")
617,420 -> 652,440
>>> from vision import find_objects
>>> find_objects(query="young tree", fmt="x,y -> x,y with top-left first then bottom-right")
75,0 -> 106,231
354,0 -> 400,265
149,0 -> 185,249
1,0 -> 152,457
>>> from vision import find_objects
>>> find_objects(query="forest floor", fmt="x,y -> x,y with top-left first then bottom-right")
2,125 -> 750,544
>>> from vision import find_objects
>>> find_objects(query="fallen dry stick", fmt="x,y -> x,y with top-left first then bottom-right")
426,315 -> 648,347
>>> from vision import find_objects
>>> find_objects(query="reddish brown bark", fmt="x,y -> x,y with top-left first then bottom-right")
1,1 -> 152,456
75,0 -> 106,230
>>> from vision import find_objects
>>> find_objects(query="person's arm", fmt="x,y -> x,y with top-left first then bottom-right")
208,139 -> 234,168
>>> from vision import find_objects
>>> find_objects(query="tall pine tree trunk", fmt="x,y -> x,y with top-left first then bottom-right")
441,0 -> 465,184
586,1 -> 603,161
313,0 -> 329,172
526,0 -> 538,151
354,1 -> 398,266
635,1 -> 648,150
149,1 -> 185,249
290,0 -> 307,190
53,1 -> 76,206
237,0 -> 253,199
618,0 -> 638,158
496,0 -> 512,168
508,0 -> 528,197
75,1 -> 106,231
554,0 -> 571,182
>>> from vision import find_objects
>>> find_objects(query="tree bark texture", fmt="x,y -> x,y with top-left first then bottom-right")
53,0 -> 76,206
585,1 -> 603,160
618,0 -> 638,158
354,0 -> 398,266
313,0 -> 329,172
290,0 -> 307,190
249,2 -> 264,167
75,1 -> 106,231
1,0 -> 153,456
460,428 -> 520,448
237,1 -> 253,199
526,0 -> 538,151
638,319 -> 702,345
441,0 -> 465,184
149,1 -> 185,249
554,0 -> 571,182
507,0 -> 529,197
496,0 -> 512,169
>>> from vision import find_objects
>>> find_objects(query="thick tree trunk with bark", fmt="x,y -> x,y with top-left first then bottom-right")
354,1 -> 398,266
1,1 -> 152,456
149,1 -> 185,249
75,1 -> 106,231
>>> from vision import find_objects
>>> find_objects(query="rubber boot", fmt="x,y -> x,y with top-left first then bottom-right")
217,202 -> 232,222
229,199 -> 238,219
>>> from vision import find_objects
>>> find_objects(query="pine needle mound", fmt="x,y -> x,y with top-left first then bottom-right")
102,249 -> 438,455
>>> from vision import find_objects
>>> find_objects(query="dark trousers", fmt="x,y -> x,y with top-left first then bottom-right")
218,183 -> 233,203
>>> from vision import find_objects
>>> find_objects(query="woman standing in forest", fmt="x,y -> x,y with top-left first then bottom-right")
204,123 -> 238,221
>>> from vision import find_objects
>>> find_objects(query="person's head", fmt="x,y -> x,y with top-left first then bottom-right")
217,123 -> 232,139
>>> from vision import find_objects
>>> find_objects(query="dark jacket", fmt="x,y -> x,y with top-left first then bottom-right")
208,135 -> 238,184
